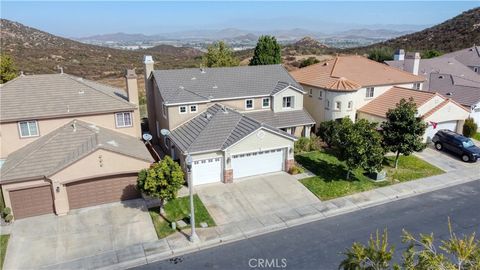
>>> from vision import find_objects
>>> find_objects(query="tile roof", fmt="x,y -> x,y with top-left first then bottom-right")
290,55 -> 424,91
439,46 -> 480,68
169,104 -> 296,154
0,73 -> 136,122
152,65 -> 302,104
428,73 -> 480,107
0,120 -> 153,183
243,109 -> 315,129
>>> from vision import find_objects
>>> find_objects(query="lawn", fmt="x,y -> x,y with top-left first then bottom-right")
474,132 -> 480,141
149,195 -> 215,239
0,234 -> 9,270
296,150 -> 444,200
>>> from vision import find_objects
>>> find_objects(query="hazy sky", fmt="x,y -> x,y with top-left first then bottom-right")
1,1 -> 479,37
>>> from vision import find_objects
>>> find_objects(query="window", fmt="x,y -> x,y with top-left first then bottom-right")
326,100 -> 330,109
245,99 -> 254,110
348,101 -> 353,110
309,89 -> 313,96
413,83 -> 421,90
318,91 -> 323,99
115,112 -> 133,128
190,105 -> 198,113
179,106 -> 187,114
335,101 -> 341,110
474,67 -> 478,73
282,96 -> 294,108
290,127 -> 296,135
366,87 -> 375,98
262,98 -> 270,108
18,120 -> 39,138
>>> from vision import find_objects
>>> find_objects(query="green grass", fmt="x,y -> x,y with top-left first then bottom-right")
149,195 -> 215,239
296,150 -> 444,200
0,234 -> 9,270
474,133 -> 480,141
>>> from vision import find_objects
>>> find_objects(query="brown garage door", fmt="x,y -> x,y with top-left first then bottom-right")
66,174 -> 140,209
10,185 -> 54,219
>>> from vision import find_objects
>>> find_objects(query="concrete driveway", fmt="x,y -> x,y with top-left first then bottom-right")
3,199 -> 157,269
415,145 -> 480,172
196,172 -> 319,225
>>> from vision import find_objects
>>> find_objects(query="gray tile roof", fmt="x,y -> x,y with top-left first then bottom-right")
0,73 -> 136,122
152,65 -> 302,105
0,120 -> 153,183
243,109 -> 315,129
169,104 -> 296,154
439,46 -> 480,68
428,73 -> 480,107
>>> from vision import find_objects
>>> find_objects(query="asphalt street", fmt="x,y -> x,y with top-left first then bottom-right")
133,180 -> 480,270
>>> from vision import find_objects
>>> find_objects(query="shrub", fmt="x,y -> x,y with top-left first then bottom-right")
289,165 -> 304,175
462,118 -> 478,138
294,135 -> 322,154
317,120 -> 340,147
299,57 -> 320,68
4,214 -> 13,223
2,207 -> 11,218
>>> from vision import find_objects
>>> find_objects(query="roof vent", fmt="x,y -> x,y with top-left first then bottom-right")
446,92 -> 453,96
212,84 -> 218,89
221,105 -> 228,113
179,86 -> 184,90
20,71 -> 25,77
439,75 -> 444,79
323,62 -> 329,66
191,77 -> 196,80
78,90 -> 85,94
77,78 -> 83,82
200,67 -> 206,73
72,120 -> 77,132
205,112 -> 212,120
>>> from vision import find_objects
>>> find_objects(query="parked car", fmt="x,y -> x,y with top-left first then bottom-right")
432,130 -> 480,162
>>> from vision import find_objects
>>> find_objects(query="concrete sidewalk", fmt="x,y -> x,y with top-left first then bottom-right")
43,166 -> 480,270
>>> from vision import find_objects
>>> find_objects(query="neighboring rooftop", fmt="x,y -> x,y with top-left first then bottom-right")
439,46 -> 480,68
169,104 -> 296,154
244,109 -> 315,129
151,65 -> 302,105
290,55 -> 424,91
429,73 -> 480,107
0,73 -> 136,122
0,120 -> 153,183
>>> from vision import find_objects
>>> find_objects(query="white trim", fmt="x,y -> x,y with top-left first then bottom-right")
245,99 -> 254,110
18,120 -> 39,138
179,106 -> 187,114
224,127 -> 296,151
230,146 -> 288,157
262,97 -> 270,108
189,104 -> 198,113
272,85 -> 306,96
164,94 -> 271,107
115,112 -> 133,128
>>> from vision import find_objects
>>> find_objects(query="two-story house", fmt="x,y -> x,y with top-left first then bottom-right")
143,56 -> 315,185
0,70 -> 153,219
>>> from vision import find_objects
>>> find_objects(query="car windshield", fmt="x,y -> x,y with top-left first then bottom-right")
462,139 -> 475,148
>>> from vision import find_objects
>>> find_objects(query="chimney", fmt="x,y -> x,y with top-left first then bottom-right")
125,69 -> 139,106
394,49 -> 405,61
405,52 -> 421,75
143,55 -> 154,84
143,55 -> 157,142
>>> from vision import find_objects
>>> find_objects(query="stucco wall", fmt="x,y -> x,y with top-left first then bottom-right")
357,112 -> 386,125
417,95 -> 445,115
272,87 -> 304,112
423,102 -> 470,123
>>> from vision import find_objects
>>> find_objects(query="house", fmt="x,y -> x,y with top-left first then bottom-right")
143,56 -> 314,185
290,55 -> 425,127
357,87 -> 470,141
0,71 -> 153,219
439,46 -> 480,74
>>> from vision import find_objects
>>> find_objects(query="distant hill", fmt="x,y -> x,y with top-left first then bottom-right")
76,32 -> 161,42
0,19 -> 202,80
348,7 -> 480,54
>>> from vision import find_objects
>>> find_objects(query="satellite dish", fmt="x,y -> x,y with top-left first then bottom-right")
160,129 -> 171,136
142,133 -> 153,141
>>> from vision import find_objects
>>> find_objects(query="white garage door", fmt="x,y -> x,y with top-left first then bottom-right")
192,157 -> 222,185
232,148 -> 284,179
425,120 -> 458,141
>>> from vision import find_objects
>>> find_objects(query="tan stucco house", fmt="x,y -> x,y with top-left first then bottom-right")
143,56 -> 314,185
0,71 -> 153,219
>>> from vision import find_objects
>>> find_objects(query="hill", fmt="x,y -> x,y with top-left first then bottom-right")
0,19 -> 203,80
348,7 -> 480,54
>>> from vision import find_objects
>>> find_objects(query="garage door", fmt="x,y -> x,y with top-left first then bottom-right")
232,148 -> 284,179
425,120 -> 458,141
66,174 -> 140,209
192,157 -> 222,185
10,185 -> 54,219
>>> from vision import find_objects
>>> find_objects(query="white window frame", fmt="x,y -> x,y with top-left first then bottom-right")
282,96 -> 294,109
115,112 -> 133,128
326,100 -> 330,109
262,98 -> 270,108
318,90 -> 323,100
18,120 -> 39,138
413,83 -> 421,90
162,102 -> 167,119
179,106 -> 187,114
245,99 -> 254,110
190,105 -> 198,113
335,101 -> 341,110
348,101 -> 353,110
309,89 -> 313,97
366,87 -> 375,98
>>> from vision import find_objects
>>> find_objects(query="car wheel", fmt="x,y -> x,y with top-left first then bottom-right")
461,154 -> 470,162
435,143 -> 443,151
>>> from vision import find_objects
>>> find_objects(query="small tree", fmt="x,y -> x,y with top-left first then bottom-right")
367,47 -> 394,63
137,156 -> 184,214
299,57 -> 320,68
462,118 -> 478,138
421,49 -> 442,59
202,41 -> 239,68
317,120 -> 340,148
249,35 -> 282,66
381,98 -> 427,169
0,53 -> 18,83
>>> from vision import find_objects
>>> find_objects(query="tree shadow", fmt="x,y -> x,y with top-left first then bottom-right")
295,153 -> 363,183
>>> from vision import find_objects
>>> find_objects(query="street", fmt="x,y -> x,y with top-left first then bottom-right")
134,180 -> 480,270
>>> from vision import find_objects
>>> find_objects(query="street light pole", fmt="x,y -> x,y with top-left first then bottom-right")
186,155 -> 199,243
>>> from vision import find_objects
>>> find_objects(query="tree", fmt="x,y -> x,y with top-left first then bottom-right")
381,98 -> 427,169
462,118 -> 478,138
137,156 -> 184,213
317,120 -> 340,148
0,53 -> 18,83
299,57 -> 320,68
249,35 -> 282,66
368,47 -> 394,63
421,49 -> 442,59
202,41 -> 239,68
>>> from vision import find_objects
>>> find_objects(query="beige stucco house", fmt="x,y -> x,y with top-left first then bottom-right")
143,56 -> 314,185
0,71 -> 153,219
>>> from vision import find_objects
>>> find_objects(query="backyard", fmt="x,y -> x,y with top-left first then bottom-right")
296,150 -> 445,200
149,195 -> 215,239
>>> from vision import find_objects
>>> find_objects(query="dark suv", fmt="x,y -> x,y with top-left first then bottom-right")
432,130 -> 480,162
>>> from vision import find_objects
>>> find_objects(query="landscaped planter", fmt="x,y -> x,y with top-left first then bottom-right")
366,170 -> 387,182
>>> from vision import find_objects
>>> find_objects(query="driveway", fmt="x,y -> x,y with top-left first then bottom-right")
3,199 -> 157,269
196,172 -> 319,225
415,145 -> 480,172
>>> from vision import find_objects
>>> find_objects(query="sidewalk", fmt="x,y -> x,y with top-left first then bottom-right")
43,166 -> 480,270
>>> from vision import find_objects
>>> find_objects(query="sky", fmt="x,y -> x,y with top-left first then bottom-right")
1,1 -> 479,37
